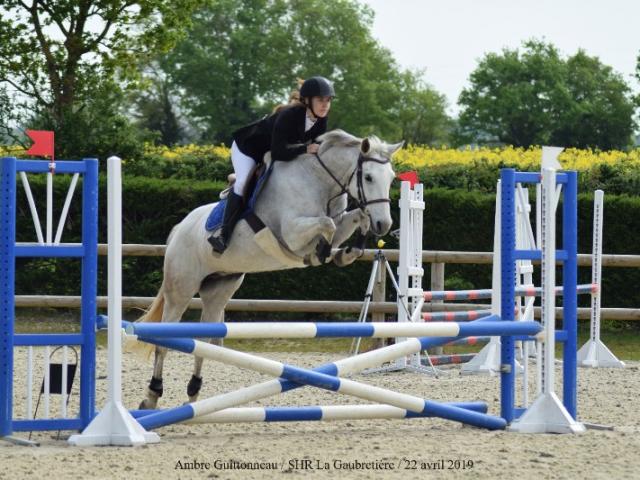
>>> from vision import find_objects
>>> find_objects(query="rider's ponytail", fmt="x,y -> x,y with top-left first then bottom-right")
272,78 -> 306,113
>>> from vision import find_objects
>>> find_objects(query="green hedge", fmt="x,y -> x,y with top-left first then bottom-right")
11,175 -> 640,321
124,151 -> 640,196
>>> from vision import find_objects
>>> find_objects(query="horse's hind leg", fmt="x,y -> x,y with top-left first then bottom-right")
139,288 -> 196,410
188,273 -> 245,403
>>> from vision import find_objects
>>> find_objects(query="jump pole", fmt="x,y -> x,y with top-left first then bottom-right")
124,318 -> 533,339
69,157 -> 159,446
132,402 -> 489,424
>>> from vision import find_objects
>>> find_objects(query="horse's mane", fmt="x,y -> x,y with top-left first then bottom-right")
317,129 -> 387,156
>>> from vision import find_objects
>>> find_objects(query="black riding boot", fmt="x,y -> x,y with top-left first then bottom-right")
208,192 -> 244,254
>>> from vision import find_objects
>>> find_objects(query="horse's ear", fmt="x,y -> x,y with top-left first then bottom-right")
361,138 -> 371,154
387,141 -> 404,156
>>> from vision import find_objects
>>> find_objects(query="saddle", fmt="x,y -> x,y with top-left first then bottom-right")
205,156 -> 306,266
218,162 -> 267,204
205,159 -> 271,233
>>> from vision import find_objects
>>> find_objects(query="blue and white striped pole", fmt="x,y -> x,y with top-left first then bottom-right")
125,318 -> 537,339
131,401 -> 489,424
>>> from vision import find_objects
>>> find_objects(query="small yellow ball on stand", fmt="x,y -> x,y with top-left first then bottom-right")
377,239 -> 386,249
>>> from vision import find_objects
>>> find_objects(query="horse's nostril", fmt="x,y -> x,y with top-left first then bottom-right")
376,221 -> 382,232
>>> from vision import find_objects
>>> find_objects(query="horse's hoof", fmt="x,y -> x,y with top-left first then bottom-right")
183,395 -> 199,405
139,398 -> 157,410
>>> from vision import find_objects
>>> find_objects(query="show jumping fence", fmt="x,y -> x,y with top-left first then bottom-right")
0,153 -> 602,445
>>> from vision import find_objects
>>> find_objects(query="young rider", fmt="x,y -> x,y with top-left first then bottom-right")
208,76 -> 335,254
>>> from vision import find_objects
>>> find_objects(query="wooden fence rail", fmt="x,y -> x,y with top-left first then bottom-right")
15,243 -> 640,321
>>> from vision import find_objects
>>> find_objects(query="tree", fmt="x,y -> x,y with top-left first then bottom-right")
157,0 -> 451,145
457,40 -> 636,150
131,64 -> 185,146
553,51 -> 636,150
0,0 -> 203,158
397,70 -> 452,145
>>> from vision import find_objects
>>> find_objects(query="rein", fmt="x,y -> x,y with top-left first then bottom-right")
314,151 -> 391,217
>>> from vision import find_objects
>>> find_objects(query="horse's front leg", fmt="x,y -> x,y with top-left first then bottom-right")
331,209 -> 370,267
281,216 -> 336,253
331,209 -> 370,247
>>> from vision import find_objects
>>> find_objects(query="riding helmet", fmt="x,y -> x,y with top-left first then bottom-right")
300,76 -> 335,98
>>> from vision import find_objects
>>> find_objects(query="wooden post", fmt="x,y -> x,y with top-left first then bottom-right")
371,262 -> 387,348
430,262 -> 445,354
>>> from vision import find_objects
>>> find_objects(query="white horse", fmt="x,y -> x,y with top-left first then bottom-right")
137,130 -> 401,409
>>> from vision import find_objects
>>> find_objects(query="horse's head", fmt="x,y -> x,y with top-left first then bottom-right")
317,130 -> 399,237
351,136 -> 401,236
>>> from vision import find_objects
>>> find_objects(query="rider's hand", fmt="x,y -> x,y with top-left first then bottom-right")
307,143 -> 320,154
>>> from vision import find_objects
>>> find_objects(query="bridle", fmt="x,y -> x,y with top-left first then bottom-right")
314,150 -> 391,217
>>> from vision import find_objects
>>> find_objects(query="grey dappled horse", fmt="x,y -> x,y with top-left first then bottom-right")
137,130 -> 401,409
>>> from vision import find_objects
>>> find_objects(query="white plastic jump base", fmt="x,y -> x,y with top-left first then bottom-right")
508,392 -> 586,434
68,401 -> 160,446
577,339 -> 625,368
363,357 -> 439,376
461,338 -> 501,376
460,339 -> 524,376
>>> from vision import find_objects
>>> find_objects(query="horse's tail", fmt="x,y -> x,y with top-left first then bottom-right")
125,284 -> 165,360
138,284 -> 165,324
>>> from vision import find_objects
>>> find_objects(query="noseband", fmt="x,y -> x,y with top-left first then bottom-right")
314,151 -> 391,217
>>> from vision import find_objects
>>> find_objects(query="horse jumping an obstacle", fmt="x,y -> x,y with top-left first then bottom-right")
136,130 -> 401,410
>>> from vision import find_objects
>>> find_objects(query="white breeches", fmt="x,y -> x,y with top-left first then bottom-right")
231,141 -> 256,195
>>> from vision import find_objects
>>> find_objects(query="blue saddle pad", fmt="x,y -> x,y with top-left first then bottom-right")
205,198 -> 227,231
205,162 -> 274,232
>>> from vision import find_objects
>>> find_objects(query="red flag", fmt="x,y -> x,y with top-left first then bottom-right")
26,130 -> 55,159
397,170 -> 419,188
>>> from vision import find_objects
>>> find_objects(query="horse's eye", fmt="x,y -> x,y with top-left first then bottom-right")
365,174 -> 373,182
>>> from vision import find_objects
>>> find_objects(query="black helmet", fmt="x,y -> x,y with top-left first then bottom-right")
300,76 -> 335,98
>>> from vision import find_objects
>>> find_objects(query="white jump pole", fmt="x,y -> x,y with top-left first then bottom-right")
69,156 -> 159,446
577,190 -> 624,368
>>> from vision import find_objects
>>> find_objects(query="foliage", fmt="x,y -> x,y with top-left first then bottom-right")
6,141 -> 640,195
396,70 -> 453,145
130,65 -> 185,147
152,0 -> 450,145
0,0 -> 204,158
13,176 -> 640,317
457,40 -> 636,150
125,143 -> 233,179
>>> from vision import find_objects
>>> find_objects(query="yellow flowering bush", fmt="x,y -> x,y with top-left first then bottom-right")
5,142 -> 640,193
143,143 -> 230,160
394,145 -> 640,171
0,145 -> 28,157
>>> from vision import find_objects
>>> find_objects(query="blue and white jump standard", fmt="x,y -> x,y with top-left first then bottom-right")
1,157 -> 98,445
501,155 -> 585,433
